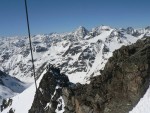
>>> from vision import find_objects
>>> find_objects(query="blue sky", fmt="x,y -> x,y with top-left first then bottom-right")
0,0 -> 150,36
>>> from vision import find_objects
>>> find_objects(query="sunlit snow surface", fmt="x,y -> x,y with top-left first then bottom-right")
1,70 -> 46,113
1,26 -> 150,113
0,72 -> 29,104
130,86 -> 150,113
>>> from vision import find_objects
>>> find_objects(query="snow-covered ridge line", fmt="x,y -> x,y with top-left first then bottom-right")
1,25 -> 147,83
0,25 -> 150,113
0,27 -> 149,94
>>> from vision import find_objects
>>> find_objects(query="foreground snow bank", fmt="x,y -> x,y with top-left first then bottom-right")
130,86 -> 150,113
1,70 -> 47,113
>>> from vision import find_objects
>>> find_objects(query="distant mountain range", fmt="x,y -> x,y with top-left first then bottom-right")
0,26 -> 149,83
0,25 -> 150,113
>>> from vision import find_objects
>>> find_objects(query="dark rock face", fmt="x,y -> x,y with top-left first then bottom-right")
8,108 -> 15,113
29,37 -> 150,113
35,46 -> 48,52
29,64 -> 70,113
0,70 -> 6,77
1,52 -> 10,61
126,27 -> 134,35
145,26 -> 150,30
126,27 -> 141,37
74,26 -> 89,39
62,37 -> 150,113
1,99 -> 13,112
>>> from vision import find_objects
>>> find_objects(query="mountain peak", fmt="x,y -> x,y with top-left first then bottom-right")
99,25 -> 112,30
75,26 -> 88,32
30,38 -> 150,113
145,26 -> 150,30
74,26 -> 89,39
126,27 -> 135,35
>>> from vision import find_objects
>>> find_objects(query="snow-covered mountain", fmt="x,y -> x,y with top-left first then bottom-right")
1,37 -> 150,113
0,25 -> 150,113
0,26 -> 148,84
0,70 -> 29,104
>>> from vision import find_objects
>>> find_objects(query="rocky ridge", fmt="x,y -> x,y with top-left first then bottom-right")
29,64 -> 70,113
28,37 -> 150,113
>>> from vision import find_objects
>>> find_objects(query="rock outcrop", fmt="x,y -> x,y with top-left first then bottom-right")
29,64 -> 70,113
1,98 -> 13,112
62,37 -> 150,113
29,37 -> 150,113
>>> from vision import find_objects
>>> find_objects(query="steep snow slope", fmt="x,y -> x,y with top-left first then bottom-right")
1,70 -> 47,113
130,86 -> 150,113
0,70 -> 29,104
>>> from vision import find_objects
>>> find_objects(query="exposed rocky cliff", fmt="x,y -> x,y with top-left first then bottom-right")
29,37 -> 150,113
29,64 -> 71,113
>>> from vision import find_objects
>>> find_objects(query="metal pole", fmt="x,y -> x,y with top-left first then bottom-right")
24,0 -> 38,91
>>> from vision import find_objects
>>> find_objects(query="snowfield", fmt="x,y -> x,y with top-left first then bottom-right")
130,86 -> 150,113
1,70 -> 47,113
0,70 -> 29,104
0,25 -> 150,113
